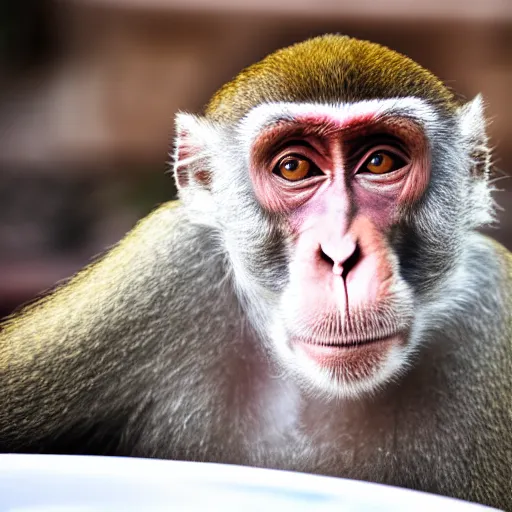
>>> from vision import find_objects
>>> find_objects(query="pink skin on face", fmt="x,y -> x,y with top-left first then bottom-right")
250,111 -> 430,370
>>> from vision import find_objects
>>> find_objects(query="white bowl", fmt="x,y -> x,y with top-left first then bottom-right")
0,454 -> 500,511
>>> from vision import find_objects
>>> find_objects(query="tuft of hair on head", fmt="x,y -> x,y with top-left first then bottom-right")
205,34 -> 460,124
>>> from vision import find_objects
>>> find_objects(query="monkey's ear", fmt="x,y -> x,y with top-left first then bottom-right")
172,113 -> 221,192
458,95 -> 495,227
458,94 -> 491,179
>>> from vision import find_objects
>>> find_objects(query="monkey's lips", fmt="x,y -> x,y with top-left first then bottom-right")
293,334 -> 403,369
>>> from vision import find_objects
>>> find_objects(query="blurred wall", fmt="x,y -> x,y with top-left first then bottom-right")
0,0 -> 511,317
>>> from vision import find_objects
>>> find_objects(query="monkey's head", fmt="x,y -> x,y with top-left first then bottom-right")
173,35 -> 494,398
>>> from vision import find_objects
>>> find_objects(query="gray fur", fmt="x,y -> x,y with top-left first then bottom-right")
0,92 -> 510,511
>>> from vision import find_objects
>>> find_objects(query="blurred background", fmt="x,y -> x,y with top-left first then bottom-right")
0,0 -> 511,318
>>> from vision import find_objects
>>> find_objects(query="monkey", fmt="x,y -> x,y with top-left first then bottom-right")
0,34 -> 510,510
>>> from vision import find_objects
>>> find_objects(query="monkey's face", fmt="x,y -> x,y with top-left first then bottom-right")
238,101 -> 430,397
174,38 -> 492,398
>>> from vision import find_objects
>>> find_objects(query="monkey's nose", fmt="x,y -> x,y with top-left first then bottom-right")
320,236 -> 360,277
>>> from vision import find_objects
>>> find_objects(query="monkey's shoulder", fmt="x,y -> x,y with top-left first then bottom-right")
0,200 -> 218,345
481,235 -> 512,305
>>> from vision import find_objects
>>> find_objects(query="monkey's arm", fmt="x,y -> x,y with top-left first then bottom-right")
0,201 -> 189,453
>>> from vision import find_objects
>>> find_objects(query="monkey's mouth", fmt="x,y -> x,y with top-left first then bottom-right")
293,334 -> 404,368
300,336 -> 393,348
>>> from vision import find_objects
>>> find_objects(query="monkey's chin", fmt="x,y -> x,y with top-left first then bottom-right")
290,334 -> 408,398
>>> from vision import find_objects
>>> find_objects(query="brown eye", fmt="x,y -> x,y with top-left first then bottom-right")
276,156 -> 311,181
364,152 -> 404,174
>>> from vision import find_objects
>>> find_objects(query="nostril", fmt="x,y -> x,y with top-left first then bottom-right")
320,247 -> 335,267
341,244 -> 361,280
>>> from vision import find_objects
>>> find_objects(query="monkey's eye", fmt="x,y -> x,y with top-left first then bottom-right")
362,151 -> 406,174
274,156 -> 317,181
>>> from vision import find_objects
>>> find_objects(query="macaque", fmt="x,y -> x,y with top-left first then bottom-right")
1,35 -> 510,510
